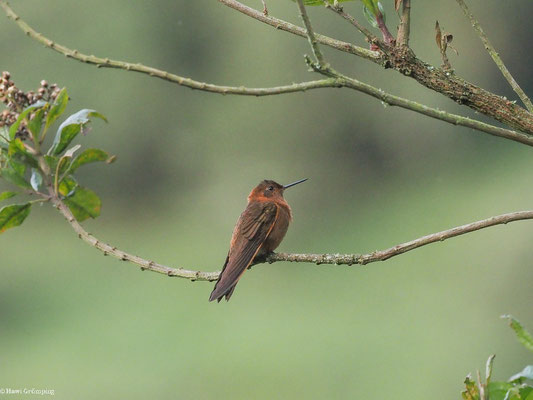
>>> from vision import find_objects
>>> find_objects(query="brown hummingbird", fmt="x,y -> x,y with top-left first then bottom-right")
209,178 -> 307,302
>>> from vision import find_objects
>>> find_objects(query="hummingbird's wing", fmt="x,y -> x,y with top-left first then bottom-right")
209,201 -> 279,302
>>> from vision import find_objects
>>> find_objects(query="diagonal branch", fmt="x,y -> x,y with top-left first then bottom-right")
49,182 -> 533,278
396,0 -> 411,47
48,187 -> 219,282
295,0 -> 326,66
326,69 -> 533,147
455,0 -> 533,113
217,0 -> 380,61
324,2 -> 377,44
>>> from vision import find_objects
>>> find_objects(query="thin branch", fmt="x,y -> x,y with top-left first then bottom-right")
375,11 -> 395,45
333,70 -> 533,147
216,0 -> 380,61
0,1 -> 340,97
48,188 -> 220,282
397,0 -> 411,47
49,179 -> 533,274
295,0 -> 326,67
324,3 -> 377,44
455,0 -> 533,113
269,210 -> 533,265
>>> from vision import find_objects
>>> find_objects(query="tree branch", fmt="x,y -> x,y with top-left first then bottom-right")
396,0 -> 411,47
49,179 -> 533,276
216,0 -> 380,61
295,0 -> 326,67
48,186 -> 220,282
324,3 -> 378,45
271,210 -> 533,265
2,0 -> 532,146
455,0 -> 533,113
0,1 -> 340,97
327,69 -> 533,147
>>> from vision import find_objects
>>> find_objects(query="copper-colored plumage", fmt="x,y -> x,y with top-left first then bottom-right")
209,179 -> 307,302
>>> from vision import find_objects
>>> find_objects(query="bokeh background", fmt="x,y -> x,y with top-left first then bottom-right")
1,0 -> 532,398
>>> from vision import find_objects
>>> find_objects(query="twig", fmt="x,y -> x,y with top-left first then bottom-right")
397,0 -> 411,47
269,210 -> 533,265
261,0 -> 268,16
295,0 -> 326,67
216,0 -> 380,61
324,3 -> 377,44
375,12 -> 395,45
49,179 -> 533,276
48,188 -> 219,282
477,370 -> 486,400
455,0 -> 533,113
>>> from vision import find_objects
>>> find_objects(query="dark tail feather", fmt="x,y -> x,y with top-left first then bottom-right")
209,283 -> 237,302
224,285 -> 236,301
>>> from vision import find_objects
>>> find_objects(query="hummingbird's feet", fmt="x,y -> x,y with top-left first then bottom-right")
248,251 -> 273,269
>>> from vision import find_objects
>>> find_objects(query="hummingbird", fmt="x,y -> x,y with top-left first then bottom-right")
209,178 -> 307,302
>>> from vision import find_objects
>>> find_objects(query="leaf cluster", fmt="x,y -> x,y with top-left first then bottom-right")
462,316 -> 533,400
0,80 -> 114,233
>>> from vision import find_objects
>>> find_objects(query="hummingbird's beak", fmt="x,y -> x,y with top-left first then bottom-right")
283,178 -> 308,189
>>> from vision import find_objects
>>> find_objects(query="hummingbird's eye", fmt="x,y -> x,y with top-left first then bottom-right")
268,185 -> 274,191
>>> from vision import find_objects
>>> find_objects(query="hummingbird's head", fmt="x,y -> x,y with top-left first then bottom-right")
248,179 -> 307,201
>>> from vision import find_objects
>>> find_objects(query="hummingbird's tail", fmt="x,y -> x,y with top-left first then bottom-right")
209,284 -> 236,302
209,254 -> 237,302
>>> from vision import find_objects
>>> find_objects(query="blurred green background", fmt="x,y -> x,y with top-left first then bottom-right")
1,0 -> 532,398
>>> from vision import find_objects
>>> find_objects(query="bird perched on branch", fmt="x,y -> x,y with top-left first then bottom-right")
209,179 -> 307,302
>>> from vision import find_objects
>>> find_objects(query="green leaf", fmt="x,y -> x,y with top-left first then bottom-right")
45,155 -> 59,172
10,157 -> 26,176
49,109 -> 107,156
362,1 -> 384,27
53,144 -> 80,182
63,186 -> 101,222
30,168 -> 42,191
0,203 -> 31,233
55,156 -> 71,178
521,387 -> 533,400
27,104 -> 49,137
69,148 -> 116,173
8,100 -> 47,140
8,138 -> 39,169
0,191 -> 18,201
488,381 -> 514,400
363,5 -> 378,27
44,87 -> 68,133
360,0 -> 379,14
509,365 -> 533,382
58,176 -> 78,197
502,315 -> 533,352
1,161 -> 31,189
